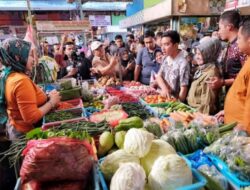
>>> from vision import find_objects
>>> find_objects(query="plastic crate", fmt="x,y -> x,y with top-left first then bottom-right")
207,154 -> 250,188
84,107 -> 100,118
98,157 -> 206,190
15,162 -> 101,190
43,108 -> 85,126
44,83 -> 60,92
55,98 -> 83,111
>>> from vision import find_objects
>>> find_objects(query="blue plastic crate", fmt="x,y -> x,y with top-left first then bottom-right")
207,154 -> 250,188
98,157 -> 206,190
84,107 -> 100,118
44,83 -> 60,92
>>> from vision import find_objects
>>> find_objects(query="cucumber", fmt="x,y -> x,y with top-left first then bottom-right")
219,122 -> 237,133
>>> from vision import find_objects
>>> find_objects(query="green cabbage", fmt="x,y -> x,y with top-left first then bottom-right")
140,139 -> 176,176
148,155 -> 192,190
124,128 -> 154,158
110,163 -> 146,190
100,149 -> 140,180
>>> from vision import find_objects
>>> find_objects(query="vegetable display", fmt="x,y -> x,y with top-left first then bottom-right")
7,72 -> 250,190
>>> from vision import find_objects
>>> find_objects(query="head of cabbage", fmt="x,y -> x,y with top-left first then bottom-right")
141,139 -> 176,176
124,128 -> 154,158
110,162 -> 146,190
148,154 -> 193,190
100,149 -> 140,180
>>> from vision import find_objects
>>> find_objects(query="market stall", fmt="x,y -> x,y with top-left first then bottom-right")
1,78 -> 249,190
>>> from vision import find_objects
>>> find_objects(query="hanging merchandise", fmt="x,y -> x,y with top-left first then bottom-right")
178,0 -> 187,13
33,56 -> 59,84
209,0 -> 226,14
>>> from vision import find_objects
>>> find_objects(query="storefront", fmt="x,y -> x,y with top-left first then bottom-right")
120,0 -> 224,38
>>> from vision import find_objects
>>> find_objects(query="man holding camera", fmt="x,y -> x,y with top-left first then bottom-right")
57,41 -> 91,80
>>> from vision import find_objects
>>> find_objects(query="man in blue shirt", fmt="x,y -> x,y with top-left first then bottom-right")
134,30 -> 161,85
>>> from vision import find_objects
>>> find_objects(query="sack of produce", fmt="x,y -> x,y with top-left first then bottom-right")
22,180 -> 86,190
20,138 -> 94,183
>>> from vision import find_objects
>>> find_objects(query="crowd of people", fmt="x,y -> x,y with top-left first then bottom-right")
0,10 -> 250,140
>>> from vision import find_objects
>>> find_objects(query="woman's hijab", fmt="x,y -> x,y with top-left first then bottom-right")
193,37 -> 221,79
197,37 -> 221,64
0,38 -> 31,125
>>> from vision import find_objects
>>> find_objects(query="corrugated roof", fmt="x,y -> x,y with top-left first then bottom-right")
0,0 -> 130,11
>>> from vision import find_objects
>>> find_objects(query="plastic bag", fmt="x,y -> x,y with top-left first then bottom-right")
186,150 -> 228,190
198,165 -> 228,190
81,86 -> 93,101
190,115 -> 220,145
20,138 -> 94,183
102,96 -> 119,109
226,142 -> 250,181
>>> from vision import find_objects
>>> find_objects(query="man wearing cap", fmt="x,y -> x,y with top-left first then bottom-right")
90,41 -> 118,77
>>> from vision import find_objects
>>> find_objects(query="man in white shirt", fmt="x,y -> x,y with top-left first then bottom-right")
156,31 -> 190,102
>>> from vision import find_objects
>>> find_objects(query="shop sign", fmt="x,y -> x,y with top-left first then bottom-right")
225,0 -> 238,9
89,15 -> 111,27
36,20 -> 90,31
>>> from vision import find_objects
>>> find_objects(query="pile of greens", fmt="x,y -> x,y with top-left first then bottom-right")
121,103 -> 152,120
45,110 -> 82,123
